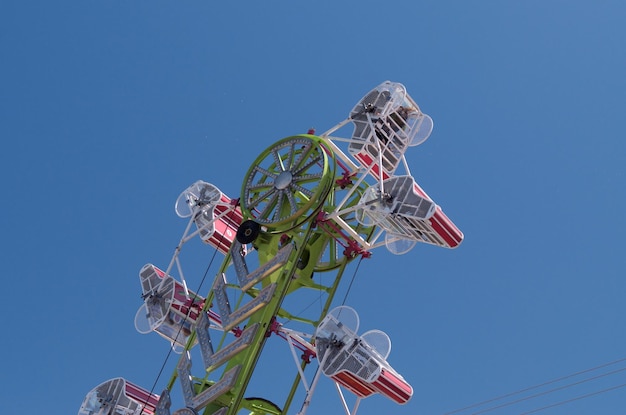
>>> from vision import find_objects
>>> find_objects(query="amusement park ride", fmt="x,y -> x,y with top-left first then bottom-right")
78,81 -> 463,415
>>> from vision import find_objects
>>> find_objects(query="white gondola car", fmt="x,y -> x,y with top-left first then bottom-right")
78,377 -> 159,415
175,180 -> 244,255
348,81 -> 433,177
134,264 -> 207,349
315,307 -> 413,404
347,83 -> 463,249
357,175 -> 463,253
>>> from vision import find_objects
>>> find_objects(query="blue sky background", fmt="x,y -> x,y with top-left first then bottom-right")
2,1 -> 626,414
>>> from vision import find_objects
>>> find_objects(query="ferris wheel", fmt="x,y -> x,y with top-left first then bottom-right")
78,81 -> 463,415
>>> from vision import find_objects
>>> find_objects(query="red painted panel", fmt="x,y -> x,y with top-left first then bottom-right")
372,369 -> 413,404
125,381 -> 159,414
207,217 -> 238,255
332,372 -> 377,398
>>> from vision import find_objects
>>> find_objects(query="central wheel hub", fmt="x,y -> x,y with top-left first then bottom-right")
274,171 -> 293,190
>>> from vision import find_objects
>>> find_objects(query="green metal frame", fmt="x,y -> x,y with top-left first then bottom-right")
162,135 -> 376,415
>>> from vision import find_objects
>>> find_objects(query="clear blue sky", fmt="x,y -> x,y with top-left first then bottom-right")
2,1 -> 626,414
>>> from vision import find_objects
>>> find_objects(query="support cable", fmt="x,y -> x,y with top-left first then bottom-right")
341,256 -> 363,306
138,218 -> 228,414
519,381 -> 626,414
443,356 -> 626,415
468,366 -> 626,415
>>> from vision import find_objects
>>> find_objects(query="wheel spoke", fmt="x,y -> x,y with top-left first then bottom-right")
291,142 -> 313,172
272,191 -> 285,222
289,182 -> 314,198
292,172 -> 323,184
257,191 -> 280,220
247,182 -> 274,192
287,142 -> 296,170
294,154 -> 323,176
272,149 -> 285,172
286,191 -> 298,216
254,165 -> 277,180
248,188 -> 276,210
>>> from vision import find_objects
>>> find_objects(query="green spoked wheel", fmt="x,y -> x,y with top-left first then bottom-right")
241,135 -> 335,232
